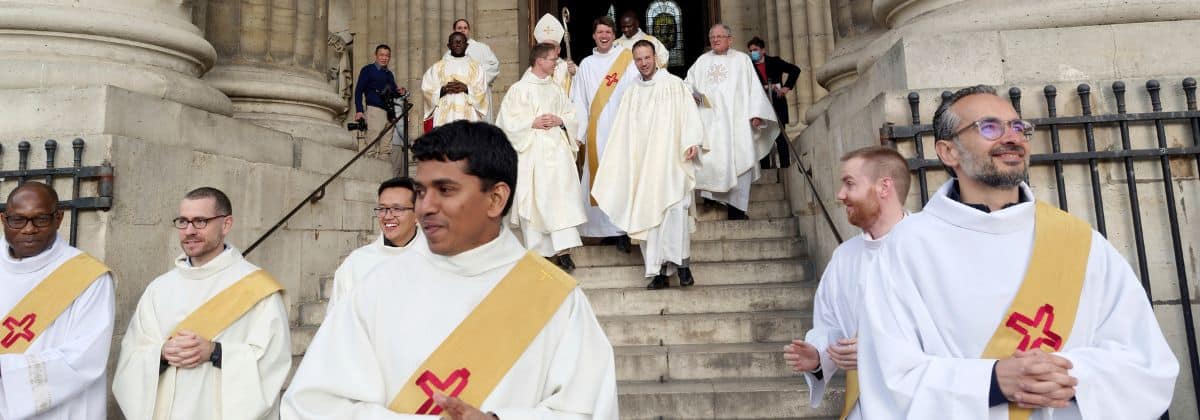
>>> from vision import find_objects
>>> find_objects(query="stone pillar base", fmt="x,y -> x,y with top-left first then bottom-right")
204,65 -> 353,149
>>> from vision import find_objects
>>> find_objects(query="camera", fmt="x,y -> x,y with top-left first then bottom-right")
378,87 -> 410,121
346,118 -> 367,131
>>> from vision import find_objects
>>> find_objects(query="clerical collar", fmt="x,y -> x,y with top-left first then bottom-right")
423,227 -> 525,277
947,179 -> 1029,213
2,235 -> 64,274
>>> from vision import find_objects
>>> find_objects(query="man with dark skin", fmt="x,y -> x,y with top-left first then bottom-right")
422,31 -> 491,128
614,11 -> 668,68
441,32 -> 471,96
0,182 -> 115,419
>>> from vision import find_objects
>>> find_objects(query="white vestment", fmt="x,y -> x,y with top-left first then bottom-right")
801,232 -> 887,420
614,29 -> 669,68
328,230 -> 426,312
445,39 -> 500,122
0,236 -> 114,419
497,69 -> 586,256
685,49 -> 780,211
282,228 -> 619,419
571,45 -> 640,237
421,55 -> 489,128
113,246 -> 292,420
592,70 -> 703,276
858,181 -> 1179,420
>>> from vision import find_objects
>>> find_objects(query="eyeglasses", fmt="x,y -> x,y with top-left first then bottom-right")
3,213 -> 56,229
373,206 -> 414,217
173,215 -> 228,229
708,35 -> 731,41
952,118 -> 1035,141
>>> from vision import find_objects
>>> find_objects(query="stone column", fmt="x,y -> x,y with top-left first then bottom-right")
814,0 -> 884,93
0,0 -> 232,115
202,0 -> 352,149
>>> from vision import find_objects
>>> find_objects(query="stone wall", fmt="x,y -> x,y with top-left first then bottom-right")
787,4 -> 1200,415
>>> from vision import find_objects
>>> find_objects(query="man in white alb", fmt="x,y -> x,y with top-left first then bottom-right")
497,42 -> 585,271
571,16 -> 640,252
686,24 -> 780,220
423,32 -> 490,129
857,85 -> 1179,419
782,146 -> 910,420
328,176 -> 424,312
0,182 -> 114,419
593,40 -> 703,290
113,187 -> 292,420
446,19 -> 500,122
614,11 -> 669,69
283,121 -> 618,420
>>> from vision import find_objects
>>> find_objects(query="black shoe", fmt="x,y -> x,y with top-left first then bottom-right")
726,206 -> 748,220
647,274 -> 669,290
615,235 -> 632,253
678,266 -> 694,287
555,254 -> 576,272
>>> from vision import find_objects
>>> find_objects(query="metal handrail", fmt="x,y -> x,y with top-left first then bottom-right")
782,136 -> 844,244
243,101 -> 413,256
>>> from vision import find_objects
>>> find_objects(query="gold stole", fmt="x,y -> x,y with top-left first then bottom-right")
388,252 -> 577,415
980,202 -> 1092,419
171,270 -> 284,340
839,202 -> 1091,420
584,49 -> 633,205
0,253 -> 109,354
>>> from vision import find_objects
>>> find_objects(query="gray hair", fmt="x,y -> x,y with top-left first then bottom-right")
708,23 -> 733,38
932,85 -> 998,141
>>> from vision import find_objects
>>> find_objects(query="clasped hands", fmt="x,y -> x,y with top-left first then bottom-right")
441,81 -> 469,96
997,349 -> 1078,409
783,338 -> 858,373
434,393 -> 494,420
531,114 -> 564,130
160,329 -> 214,369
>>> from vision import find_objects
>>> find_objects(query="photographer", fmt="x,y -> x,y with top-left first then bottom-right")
353,44 -> 407,158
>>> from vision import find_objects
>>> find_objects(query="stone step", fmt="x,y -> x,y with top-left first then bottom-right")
755,168 -> 781,185
617,377 -> 843,419
696,199 -> 790,221
290,325 -> 317,356
750,183 -> 786,202
692,218 -> 798,242
599,311 -> 810,346
615,342 -> 791,382
586,282 -> 815,317
319,274 -> 334,301
572,237 -> 802,269
577,258 -> 806,290
299,301 -> 327,327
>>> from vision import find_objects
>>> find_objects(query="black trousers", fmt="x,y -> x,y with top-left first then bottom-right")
760,132 -> 791,169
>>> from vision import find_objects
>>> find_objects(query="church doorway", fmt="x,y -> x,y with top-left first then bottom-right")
530,0 -> 720,77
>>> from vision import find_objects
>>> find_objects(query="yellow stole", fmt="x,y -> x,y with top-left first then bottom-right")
840,202 -> 1091,420
584,49 -> 633,204
171,270 -> 284,340
388,252 -> 577,415
0,253 -> 109,354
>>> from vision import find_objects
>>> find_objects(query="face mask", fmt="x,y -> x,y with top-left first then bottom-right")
750,51 -> 762,62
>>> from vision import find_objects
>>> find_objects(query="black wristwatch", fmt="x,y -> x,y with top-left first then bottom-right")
209,342 -> 222,368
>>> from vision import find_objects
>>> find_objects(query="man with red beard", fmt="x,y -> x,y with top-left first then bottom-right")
782,146 -> 908,420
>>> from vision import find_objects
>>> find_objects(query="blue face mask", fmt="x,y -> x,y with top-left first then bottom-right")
750,51 -> 762,62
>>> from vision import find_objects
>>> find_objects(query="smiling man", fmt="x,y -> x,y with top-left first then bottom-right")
114,187 -> 292,420
327,177 -> 425,313
856,85 -> 1178,419
422,32 -> 490,129
283,121 -> 618,420
0,182 -> 115,419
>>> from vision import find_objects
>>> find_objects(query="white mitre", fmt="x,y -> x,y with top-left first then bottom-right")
534,13 -> 565,44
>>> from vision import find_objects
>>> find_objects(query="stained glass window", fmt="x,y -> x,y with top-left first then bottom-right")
646,0 -> 683,66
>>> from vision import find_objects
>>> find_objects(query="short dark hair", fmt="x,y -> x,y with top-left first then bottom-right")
413,121 -> 517,215
375,44 -> 391,53
378,177 -> 417,204
453,18 -> 470,29
6,181 -> 59,209
632,39 -> 655,54
184,187 -> 233,215
593,16 -> 616,34
747,37 -> 766,49
933,85 -> 999,141
448,31 -> 467,43
530,43 -> 557,67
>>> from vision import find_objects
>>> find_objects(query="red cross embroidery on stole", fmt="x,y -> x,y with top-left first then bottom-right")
415,368 -> 472,415
1005,304 -> 1063,352
604,73 -> 620,86
1,313 -> 36,348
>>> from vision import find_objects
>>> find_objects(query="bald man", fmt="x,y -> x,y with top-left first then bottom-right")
0,182 -> 115,418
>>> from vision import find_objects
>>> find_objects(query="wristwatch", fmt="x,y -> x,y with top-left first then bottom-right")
209,342 -> 222,368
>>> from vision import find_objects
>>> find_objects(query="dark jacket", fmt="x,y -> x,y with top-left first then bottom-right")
752,55 -> 801,124
354,63 -> 398,113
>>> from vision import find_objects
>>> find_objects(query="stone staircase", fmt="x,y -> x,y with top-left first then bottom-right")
288,168 -> 844,419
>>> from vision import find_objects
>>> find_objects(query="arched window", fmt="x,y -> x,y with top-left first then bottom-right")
646,0 -> 683,66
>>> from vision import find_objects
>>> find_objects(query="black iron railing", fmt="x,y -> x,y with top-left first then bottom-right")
243,100 -> 413,256
784,136 -> 844,244
0,139 -> 114,246
881,78 -> 1200,419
